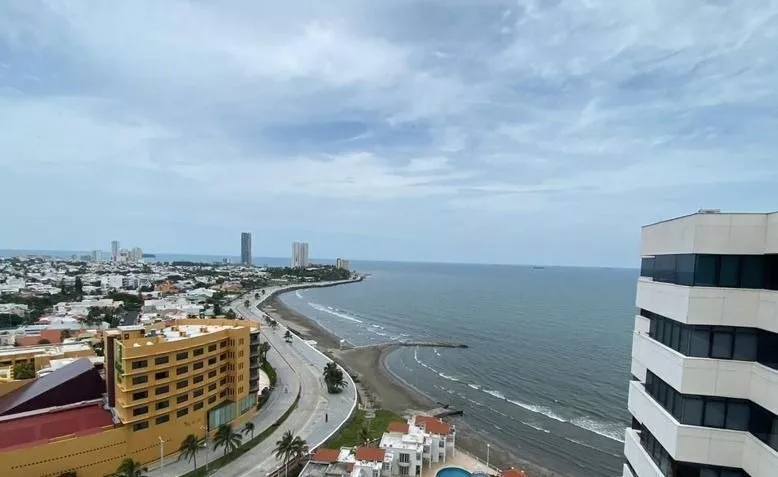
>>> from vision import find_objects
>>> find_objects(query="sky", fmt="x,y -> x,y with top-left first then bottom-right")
1,0 -> 777,267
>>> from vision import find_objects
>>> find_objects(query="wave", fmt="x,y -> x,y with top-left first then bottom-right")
434,348 -> 441,357
467,383 -> 481,390
295,291 -> 303,299
439,373 -> 459,382
484,389 -> 506,400
413,348 -> 440,374
523,422 -> 551,433
570,417 -> 625,443
507,399 -> 566,423
309,303 -> 363,323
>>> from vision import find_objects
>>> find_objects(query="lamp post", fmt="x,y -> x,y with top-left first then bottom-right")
158,437 -> 165,475
486,443 -> 490,474
201,425 -> 209,473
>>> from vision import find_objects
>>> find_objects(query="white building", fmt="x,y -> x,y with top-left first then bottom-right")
101,274 -> 124,290
336,258 -> 351,271
624,211 -> 778,477
111,240 -> 119,261
293,242 -> 310,268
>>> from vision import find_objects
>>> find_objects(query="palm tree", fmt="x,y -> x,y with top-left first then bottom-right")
358,426 -> 371,445
178,434 -> 204,471
289,436 -> 309,469
274,431 -> 294,477
259,341 -> 271,363
323,362 -> 346,394
111,458 -> 148,477
244,299 -> 250,308
243,421 -> 255,440
11,362 -> 35,380
213,423 -> 242,457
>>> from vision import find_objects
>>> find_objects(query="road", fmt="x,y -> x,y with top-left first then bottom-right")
147,282 -> 357,477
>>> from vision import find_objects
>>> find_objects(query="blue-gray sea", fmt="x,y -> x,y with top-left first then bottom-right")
279,262 -> 636,477
1,250 -> 634,476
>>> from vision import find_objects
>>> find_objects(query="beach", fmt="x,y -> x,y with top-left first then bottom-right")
261,293 -> 566,477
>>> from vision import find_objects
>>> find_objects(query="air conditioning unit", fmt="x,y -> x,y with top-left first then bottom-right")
698,209 -> 721,214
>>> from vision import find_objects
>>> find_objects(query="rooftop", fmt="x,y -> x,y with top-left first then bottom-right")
387,421 -> 409,433
311,448 -> 341,463
354,447 -> 386,462
0,342 -> 92,358
415,415 -> 452,435
0,402 -> 113,451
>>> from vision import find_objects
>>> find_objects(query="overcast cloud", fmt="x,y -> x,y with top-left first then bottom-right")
1,0 -> 777,266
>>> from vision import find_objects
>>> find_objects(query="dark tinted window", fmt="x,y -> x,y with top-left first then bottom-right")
694,254 -> 718,286
132,375 -> 148,385
133,421 -> 148,431
726,402 -> 750,431
177,352 -> 188,360
719,255 -> 740,287
711,331 -> 734,359
155,371 -> 168,380
194,348 -> 204,356
156,385 -> 169,395
684,397 -> 704,425
133,391 -> 148,400
156,400 -> 169,410
133,406 -> 148,416
740,256 -> 764,289
177,380 -> 188,389
177,394 -> 188,404
177,408 -> 188,417
177,366 -> 188,375
690,330 -> 711,357
132,360 -> 148,370
704,400 -> 726,427
676,254 -> 696,286
156,415 -> 169,425
155,356 -> 169,365
734,331 -> 758,361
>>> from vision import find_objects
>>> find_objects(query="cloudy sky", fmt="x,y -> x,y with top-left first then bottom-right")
1,0 -> 777,267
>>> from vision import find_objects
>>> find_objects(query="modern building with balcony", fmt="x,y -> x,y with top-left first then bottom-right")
0,317 -> 260,477
624,211 -> 778,477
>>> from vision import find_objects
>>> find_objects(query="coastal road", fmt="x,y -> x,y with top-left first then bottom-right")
146,282 -> 357,477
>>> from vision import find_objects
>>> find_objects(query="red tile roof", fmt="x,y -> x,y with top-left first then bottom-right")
312,448 -> 341,463
387,421 -> 409,433
355,447 -> 386,462
415,416 -> 451,435
0,404 -> 114,451
501,470 -> 527,477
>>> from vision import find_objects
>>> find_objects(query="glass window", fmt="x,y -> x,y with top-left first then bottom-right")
155,371 -> 168,380
156,385 -> 169,395
655,255 -> 677,283
703,400 -> 726,428
725,402 -> 749,431
132,375 -> 148,385
690,330 -> 711,357
132,360 -> 148,370
156,401 -> 169,410
133,421 -> 149,431
649,317 -> 658,337
177,408 -> 189,417
194,401 -> 204,410
208,344 -> 217,352
720,471 -> 742,477
194,348 -> 204,356
695,255 -> 718,286
679,327 -> 690,354
769,418 -> 778,451
676,254 -> 696,286
671,322 -> 681,350
700,470 -> 717,477
133,406 -> 148,416
719,256 -> 740,288
177,380 -> 188,389
740,255 -> 764,289
672,393 -> 684,420
133,391 -> 148,400
766,255 -> 778,291
656,319 -> 665,344
156,415 -> 169,425
154,356 -> 169,365
711,332 -> 734,359
177,366 -> 188,375
683,397 -> 704,425
733,331 -> 757,361
177,351 -> 189,360
177,394 -> 188,404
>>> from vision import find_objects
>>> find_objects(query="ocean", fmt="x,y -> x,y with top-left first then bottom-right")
278,261 -> 636,477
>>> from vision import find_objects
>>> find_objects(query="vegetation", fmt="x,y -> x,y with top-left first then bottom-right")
259,341 -> 271,364
92,341 -> 105,357
108,292 -> 143,311
358,426 -> 371,446
273,431 -> 308,477
111,458 -> 148,477
325,409 -> 402,449
283,330 -> 293,343
225,309 -> 237,319
323,362 -> 346,394
213,423 -> 242,457
243,421 -> 255,440
244,299 -> 250,308
178,434 -> 205,472
12,362 -> 36,379
60,329 -> 71,342
265,265 -> 350,282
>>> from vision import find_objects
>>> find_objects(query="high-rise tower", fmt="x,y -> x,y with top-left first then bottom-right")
241,233 -> 252,266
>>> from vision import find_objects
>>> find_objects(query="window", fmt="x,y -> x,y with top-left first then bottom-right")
155,371 -> 169,380
133,391 -> 148,401
177,366 -> 188,375
676,254 -> 696,286
194,348 -> 204,356
177,394 -> 188,404
177,380 -> 188,389
177,408 -> 189,417
132,375 -> 148,385
133,421 -> 149,431
719,255 -> 740,287
156,415 -> 170,425
640,257 -> 655,278
683,398 -> 704,426
208,344 -> 217,352
726,402 -> 750,431
156,401 -> 169,410
208,383 -> 217,391
689,329 -> 711,357
208,370 -> 217,378
220,366 -> 227,373
194,375 -> 204,384
239,338 -> 244,345
208,357 -> 217,365
154,356 -> 169,365
704,400 -> 726,428
399,454 -> 410,463
133,406 -> 148,416
711,330 -> 734,359
220,378 -> 227,386
156,385 -> 169,395
734,331 -> 758,361
194,401 -> 204,410
740,256 -> 764,289
131,360 -> 148,370
694,254 -> 718,286
177,351 -> 189,360
399,467 -> 409,475
193,388 -> 204,397
220,353 -> 227,361
220,340 -> 228,348
193,361 -> 204,370
208,396 -> 216,404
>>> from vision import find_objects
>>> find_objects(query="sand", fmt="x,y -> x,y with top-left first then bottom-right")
260,292 -> 564,477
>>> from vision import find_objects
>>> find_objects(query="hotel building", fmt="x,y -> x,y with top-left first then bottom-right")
624,211 -> 778,477
0,318 -> 260,477
293,241 -> 309,268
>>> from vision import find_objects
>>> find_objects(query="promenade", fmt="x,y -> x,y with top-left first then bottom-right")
146,280 -> 358,477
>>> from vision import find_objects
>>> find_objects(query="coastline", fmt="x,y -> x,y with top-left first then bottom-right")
260,288 -> 566,477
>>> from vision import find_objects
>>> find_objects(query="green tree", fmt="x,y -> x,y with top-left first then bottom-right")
244,299 -> 250,308
226,309 -> 237,319
274,430 -> 294,477
284,330 -> 292,342
12,362 -> 36,379
60,329 -> 71,342
92,341 -> 105,357
178,434 -> 204,472
213,423 -> 242,457
358,426 -> 371,445
243,421 -> 255,440
213,302 -> 222,316
323,362 -> 346,394
259,342 -> 271,364
111,457 -> 148,477
74,276 -> 83,297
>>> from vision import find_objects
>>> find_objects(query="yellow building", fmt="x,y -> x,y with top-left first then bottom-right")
0,318 -> 260,477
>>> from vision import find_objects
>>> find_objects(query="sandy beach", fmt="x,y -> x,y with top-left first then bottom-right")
261,292 -> 565,477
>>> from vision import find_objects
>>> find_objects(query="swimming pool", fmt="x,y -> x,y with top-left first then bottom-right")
436,467 -> 472,477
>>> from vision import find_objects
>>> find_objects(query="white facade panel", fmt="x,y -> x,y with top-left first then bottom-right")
622,462 -> 636,477
767,213 -> 778,254
624,429 -> 664,477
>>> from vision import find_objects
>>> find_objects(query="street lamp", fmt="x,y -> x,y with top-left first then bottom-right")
158,436 -> 165,475
201,425 -> 209,473
486,443 -> 490,474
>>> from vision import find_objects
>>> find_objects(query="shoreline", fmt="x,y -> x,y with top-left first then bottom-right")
259,288 -> 566,477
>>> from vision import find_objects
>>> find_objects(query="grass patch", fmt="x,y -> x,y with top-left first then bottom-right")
262,360 -> 277,387
180,390 -> 301,477
324,409 -> 402,449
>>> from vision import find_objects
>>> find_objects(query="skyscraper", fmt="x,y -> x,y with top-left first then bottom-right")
111,240 -> 119,261
241,232 -> 252,266
624,210 -> 778,477
292,241 -> 309,268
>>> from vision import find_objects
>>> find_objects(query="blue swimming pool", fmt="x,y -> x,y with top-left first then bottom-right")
436,467 -> 472,477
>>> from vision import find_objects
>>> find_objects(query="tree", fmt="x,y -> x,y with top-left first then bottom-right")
243,421 -> 255,440
323,362 -> 346,394
244,299 -> 250,308
178,434 -> 204,472
38,338 -> 51,345
290,435 -> 309,468
92,341 -> 105,357
274,430 -> 294,477
213,302 -> 222,316
259,342 -> 271,364
74,276 -> 83,296
226,309 -> 237,319
12,362 -> 36,379
60,329 -> 71,342
254,293 -> 259,300
111,458 -> 148,477
213,423 -> 242,457
284,330 -> 292,343
358,426 -> 371,446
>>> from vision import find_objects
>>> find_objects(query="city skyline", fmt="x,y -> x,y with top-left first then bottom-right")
1,2 -> 777,268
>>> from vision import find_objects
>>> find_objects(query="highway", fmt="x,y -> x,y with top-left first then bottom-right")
147,283 -> 357,477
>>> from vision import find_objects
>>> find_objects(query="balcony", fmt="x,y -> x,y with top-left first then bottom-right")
623,429 -> 663,477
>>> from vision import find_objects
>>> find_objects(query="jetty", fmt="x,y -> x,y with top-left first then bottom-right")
429,405 -> 464,418
397,341 -> 468,349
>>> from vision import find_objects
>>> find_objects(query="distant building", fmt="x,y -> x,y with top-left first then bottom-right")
130,247 -> 143,263
111,241 -> 119,261
624,210 -> 778,477
292,241 -> 309,268
241,232 -> 252,266
91,250 -> 101,262
336,258 -> 350,271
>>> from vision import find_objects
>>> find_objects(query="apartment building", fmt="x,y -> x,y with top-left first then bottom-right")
293,241 -> 310,268
0,318 -> 260,477
624,211 -> 778,477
